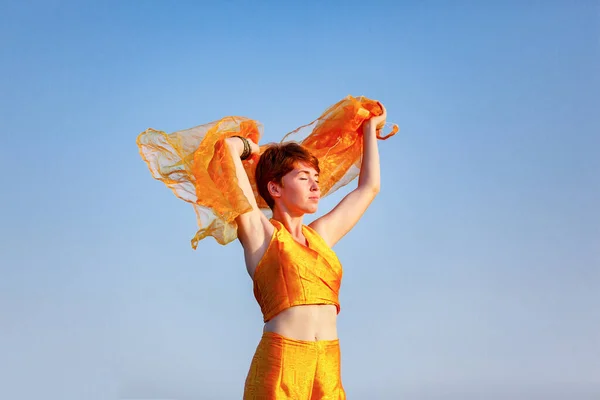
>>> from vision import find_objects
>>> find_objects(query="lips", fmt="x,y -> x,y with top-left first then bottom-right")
309,196 -> 320,201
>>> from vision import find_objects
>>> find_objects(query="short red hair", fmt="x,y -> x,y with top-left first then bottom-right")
256,142 -> 320,210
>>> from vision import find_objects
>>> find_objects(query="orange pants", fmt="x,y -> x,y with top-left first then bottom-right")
244,331 -> 346,399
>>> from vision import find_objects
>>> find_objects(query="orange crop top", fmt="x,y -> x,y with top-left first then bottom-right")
252,219 -> 344,322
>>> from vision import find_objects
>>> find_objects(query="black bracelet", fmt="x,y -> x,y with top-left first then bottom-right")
233,135 -> 251,160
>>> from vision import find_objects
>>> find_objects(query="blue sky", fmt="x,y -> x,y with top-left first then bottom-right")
1,1 -> 599,399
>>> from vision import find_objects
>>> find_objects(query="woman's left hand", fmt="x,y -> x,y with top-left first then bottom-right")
364,102 -> 387,132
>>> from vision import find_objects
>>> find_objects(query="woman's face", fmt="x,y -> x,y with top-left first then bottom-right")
273,162 -> 320,215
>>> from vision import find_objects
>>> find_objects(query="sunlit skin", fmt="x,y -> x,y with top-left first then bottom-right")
270,164 -> 321,228
225,104 -> 386,341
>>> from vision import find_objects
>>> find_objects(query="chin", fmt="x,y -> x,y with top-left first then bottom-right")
304,204 -> 319,214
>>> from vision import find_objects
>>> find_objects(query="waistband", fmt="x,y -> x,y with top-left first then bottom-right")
262,331 -> 340,348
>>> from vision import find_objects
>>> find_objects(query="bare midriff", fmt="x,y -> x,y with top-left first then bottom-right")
263,304 -> 338,341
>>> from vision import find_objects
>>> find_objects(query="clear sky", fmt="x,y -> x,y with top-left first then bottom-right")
1,1 -> 599,399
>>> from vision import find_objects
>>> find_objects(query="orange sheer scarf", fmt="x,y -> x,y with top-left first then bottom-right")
137,95 -> 398,248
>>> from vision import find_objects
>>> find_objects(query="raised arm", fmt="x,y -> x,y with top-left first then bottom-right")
310,104 -> 387,247
224,137 -> 273,271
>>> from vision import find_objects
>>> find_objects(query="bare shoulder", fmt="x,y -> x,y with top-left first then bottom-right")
236,210 -> 275,275
236,210 -> 274,249
307,218 -> 332,247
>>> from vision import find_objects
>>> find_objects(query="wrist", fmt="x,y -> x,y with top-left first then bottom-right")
362,121 -> 377,135
227,136 -> 251,160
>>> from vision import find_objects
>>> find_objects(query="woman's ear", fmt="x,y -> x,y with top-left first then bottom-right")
268,181 -> 281,199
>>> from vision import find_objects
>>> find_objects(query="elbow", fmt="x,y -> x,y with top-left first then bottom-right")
358,180 -> 380,196
367,184 -> 380,196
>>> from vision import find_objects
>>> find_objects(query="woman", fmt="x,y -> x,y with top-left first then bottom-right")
224,105 -> 387,399
137,96 -> 395,399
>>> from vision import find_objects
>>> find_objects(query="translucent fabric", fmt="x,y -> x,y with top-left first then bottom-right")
137,95 -> 398,248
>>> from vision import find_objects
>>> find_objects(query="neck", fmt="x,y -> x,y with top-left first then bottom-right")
272,208 -> 305,239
